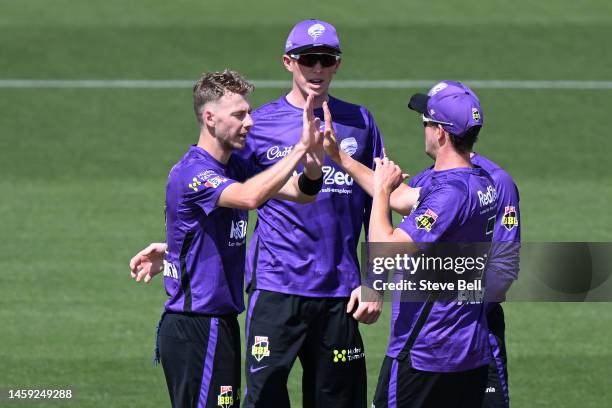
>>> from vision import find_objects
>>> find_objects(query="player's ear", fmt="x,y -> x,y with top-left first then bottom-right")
282,55 -> 293,73
203,108 -> 215,128
332,58 -> 342,74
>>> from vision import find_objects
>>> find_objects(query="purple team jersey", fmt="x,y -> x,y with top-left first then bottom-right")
387,167 -> 497,372
410,153 -> 521,277
236,95 -> 384,297
164,146 -> 255,315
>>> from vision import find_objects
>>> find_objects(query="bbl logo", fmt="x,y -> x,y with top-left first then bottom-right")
251,336 -> 270,362
415,209 -> 438,232
472,107 -> 481,121
502,206 -> 519,231
217,386 -> 233,408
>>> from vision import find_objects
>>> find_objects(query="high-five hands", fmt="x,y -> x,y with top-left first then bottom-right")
321,101 -> 340,162
299,94 -> 324,177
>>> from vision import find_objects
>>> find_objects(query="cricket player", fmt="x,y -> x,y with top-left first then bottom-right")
368,82 -> 497,407
238,19 -> 385,407
129,70 -> 325,408
406,81 -> 520,408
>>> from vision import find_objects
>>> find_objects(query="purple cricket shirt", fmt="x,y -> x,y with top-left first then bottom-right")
410,153 -> 521,279
163,145 -> 255,315
387,166 -> 498,372
236,95 -> 385,297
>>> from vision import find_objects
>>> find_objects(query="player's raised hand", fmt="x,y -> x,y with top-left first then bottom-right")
129,242 -> 167,283
299,93 -> 321,150
322,101 -> 340,161
373,156 -> 407,193
300,94 -> 324,178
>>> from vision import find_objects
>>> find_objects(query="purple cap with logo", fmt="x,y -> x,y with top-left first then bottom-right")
408,80 -> 483,137
285,19 -> 341,55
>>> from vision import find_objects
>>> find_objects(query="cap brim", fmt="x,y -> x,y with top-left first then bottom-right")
408,93 -> 429,114
287,44 -> 341,55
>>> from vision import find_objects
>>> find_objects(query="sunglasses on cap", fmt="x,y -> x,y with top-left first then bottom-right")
289,53 -> 340,68
422,114 -> 453,128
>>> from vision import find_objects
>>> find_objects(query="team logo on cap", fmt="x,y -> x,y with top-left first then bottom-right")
252,336 -> 270,362
428,82 -> 448,96
502,206 -> 519,231
472,108 -> 481,121
415,208 -> 438,232
340,137 -> 358,157
217,386 -> 234,408
307,23 -> 326,41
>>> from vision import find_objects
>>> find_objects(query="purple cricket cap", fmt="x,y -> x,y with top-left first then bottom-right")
284,19 -> 341,55
408,80 -> 483,137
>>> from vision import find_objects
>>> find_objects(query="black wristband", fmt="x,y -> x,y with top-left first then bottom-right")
298,173 -> 323,196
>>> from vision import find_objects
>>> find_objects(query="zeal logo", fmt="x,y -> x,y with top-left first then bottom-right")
322,165 -> 354,186
478,185 -> 497,207
229,220 -> 247,240
217,386 -> 234,408
252,336 -> 270,362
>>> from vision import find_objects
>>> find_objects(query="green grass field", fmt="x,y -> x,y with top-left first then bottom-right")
1,1 -> 612,406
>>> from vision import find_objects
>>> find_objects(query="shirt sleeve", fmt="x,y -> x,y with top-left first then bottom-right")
494,172 -> 521,242
487,171 -> 521,287
398,183 -> 464,247
182,167 -> 237,215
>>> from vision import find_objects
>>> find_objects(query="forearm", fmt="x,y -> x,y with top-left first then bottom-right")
239,143 -> 308,207
274,174 -> 318,203
369,187 -> 394,242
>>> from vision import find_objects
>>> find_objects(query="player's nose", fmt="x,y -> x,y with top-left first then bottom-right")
243,113 -> 254,130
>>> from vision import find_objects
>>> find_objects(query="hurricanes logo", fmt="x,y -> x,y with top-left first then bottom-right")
217,386 -> 233,408
472,107 -> 481,121
415,209 -> 438,232
428,82 -> 448,96
340,137 -> 358,157
333,349 -> 347,363
188,177 -> 202,192
251,336 -> 270,362
307,23 -> 326,41
502,206 -> 519,231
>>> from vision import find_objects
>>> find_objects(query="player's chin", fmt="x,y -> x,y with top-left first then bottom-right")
234,137 -> 247,149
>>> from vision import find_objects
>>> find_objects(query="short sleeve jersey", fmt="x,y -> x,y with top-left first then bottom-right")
387,167 -> 498,372
164,145 -> 255,315
235,95 -> 385,297
410,153 -> 521,276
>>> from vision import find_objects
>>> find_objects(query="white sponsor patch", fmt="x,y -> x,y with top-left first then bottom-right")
266,145 -> 293,161
477,185 -> 497,207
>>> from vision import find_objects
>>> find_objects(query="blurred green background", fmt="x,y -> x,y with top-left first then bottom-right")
1,1 -> 611,406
